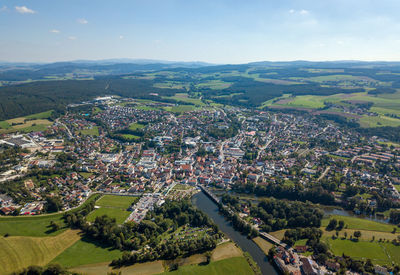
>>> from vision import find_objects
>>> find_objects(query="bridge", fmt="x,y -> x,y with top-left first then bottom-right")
199,185 -> 221,204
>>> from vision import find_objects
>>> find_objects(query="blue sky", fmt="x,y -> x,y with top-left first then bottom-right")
1,0 -> 400,63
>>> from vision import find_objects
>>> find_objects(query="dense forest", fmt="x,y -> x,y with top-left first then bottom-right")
0,79 -> 178,120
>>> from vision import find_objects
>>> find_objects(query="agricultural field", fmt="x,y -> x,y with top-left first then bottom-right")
66,242 -> 248,275
0,213 -> 67,237
160,257 -> 254,275
262,90 -> 400,127
0,229 -> 81,274
87,195 -> 138,224
163,93 -> 205,106
51,238 -> 124,268
0,194 -> 100,237
324,238 -> 400,266
0,110 -> 54,133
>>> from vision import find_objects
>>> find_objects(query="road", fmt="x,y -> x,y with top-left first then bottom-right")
257,137 -> 275,159
318,166 -> 330,181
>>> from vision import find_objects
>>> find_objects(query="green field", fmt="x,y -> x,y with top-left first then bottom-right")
325,238 -> 400,266
25,110 -> 53,120
51,238 -> 123,268
322,215 -> 395,232
87,208 -> 131,224
80,126 -> 99,136
129,122 -> 145,131
0,121 -> 11,129
121,134 -> 141,140
359,115 -> 400,128
164,105 -> 198,113
0,194 -> 100,237
262,91 -> 400,128
159,257 -> 254,275
96,195 -> 138,209
87,195 -> 138,224
0,229 -> 81,274
163,93 -> 205,106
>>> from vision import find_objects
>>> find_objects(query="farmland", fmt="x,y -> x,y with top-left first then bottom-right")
51,238 -> 124,268
0,110 -> 53,134
0,229 -> 81,274
0,193 -> 100,237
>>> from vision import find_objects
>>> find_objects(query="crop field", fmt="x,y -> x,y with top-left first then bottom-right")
0,229 -> 81,274
51,238 -> 124,268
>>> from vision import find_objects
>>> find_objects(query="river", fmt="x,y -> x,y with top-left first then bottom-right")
192,191 -> 278,275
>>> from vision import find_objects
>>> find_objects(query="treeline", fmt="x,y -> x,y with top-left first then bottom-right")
252,198 -> 323,232
204,77 -> 362,107
357,126 -> 400,143
218,204 -> 259,238
232,183 -> 336,205
11,264 -> 70,275
0,78 -> 179,120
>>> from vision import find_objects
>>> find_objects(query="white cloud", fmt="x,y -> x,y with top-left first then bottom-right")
0,6 -> 7,12
299,9 -> 309,15
68,36 -> 77,40
289,9 -> 310,16
15,6 -> 36,14
119,35 -> 124,39
50,29 -> 60,34
77,18 -> 88,24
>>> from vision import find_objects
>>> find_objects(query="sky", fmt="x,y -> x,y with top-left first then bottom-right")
1,0 -> 400,63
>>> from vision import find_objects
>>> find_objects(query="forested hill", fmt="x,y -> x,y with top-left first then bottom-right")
0,79 -> 178,120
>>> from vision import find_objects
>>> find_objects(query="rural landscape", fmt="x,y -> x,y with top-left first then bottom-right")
2,0 -> 400,274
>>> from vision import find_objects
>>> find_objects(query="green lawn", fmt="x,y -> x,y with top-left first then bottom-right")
86,195 -> 138,224
0,121 -> 11,129
163,93 -> 205,106
87,208 -> 130,224
129,122 -> 145,131
164,105 -> 197,114
0,194 -> 101,237
159,257 -> 254,275
96,195 -> 138,209
80,126 -> 99,136
322,215 -> 395,232
51,238 -> 123,268
324,238 -> 400,265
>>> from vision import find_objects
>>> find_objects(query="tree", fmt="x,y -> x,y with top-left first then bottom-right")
326,219 -> 338,231
354,231 -> 361,240
344,232 -> 347,239
45,196 -> 63,213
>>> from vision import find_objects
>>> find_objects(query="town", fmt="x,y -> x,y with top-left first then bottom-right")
1,95 -> 400,275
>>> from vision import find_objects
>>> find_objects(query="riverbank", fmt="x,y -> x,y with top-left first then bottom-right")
192,191 -> 278,275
